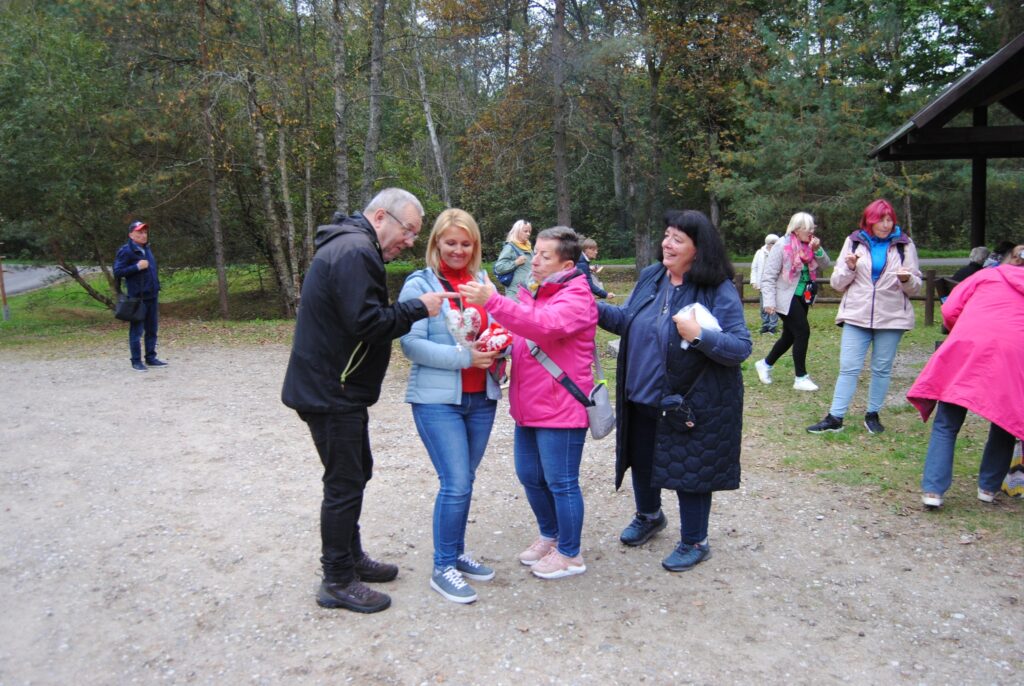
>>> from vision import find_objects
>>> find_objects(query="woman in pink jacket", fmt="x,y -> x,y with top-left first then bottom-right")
807,199 -> 922,435
908,246 -> 1024,508
460,227 -> 597,579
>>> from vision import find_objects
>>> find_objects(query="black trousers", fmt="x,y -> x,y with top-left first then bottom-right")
626,402 -> 713,545
765,295 -> 810,377
300,409 -> 372,583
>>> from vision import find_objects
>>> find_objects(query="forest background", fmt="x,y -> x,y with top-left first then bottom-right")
2,0 -> 1023,317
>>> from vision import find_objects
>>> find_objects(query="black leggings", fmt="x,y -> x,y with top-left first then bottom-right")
765,295 -> 810,377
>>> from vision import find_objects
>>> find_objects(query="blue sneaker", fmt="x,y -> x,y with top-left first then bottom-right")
619,511 -> 667,546
131,361 -> 147,372
430,566 -> 477,604
662,541 -> 712,572
145,358 -> 168,367
456,553 -> 495,581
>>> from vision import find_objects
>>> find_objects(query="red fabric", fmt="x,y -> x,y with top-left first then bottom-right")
438,263 -> 486,393
906,265 -> 1024,439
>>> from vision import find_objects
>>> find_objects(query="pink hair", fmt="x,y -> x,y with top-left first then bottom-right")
860,199 -> 898,232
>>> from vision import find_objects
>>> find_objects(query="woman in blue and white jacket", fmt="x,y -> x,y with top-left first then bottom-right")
398,208 -> 504,605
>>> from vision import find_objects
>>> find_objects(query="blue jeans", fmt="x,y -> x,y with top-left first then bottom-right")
412,393 -> 497,569
921,401 -> 1018,495
128,296 -> 159,363
514,426 -> 587,558
758,291 -> 779,332
829,325 -> 904,418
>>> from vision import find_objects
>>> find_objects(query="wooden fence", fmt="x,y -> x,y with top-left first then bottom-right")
730,269 -> 956,326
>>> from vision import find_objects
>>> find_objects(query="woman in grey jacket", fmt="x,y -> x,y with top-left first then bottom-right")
493,219 -> 534,301
398,209 -> 504,605
755,212 -> 832,391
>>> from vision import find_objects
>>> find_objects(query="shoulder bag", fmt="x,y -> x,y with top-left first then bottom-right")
113,279 -> 146,323
527,339 -> 615,440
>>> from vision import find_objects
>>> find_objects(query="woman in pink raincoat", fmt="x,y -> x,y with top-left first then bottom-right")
908,245 -> 1024,508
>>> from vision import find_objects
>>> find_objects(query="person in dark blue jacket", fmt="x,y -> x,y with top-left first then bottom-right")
598,210 -> 752,572
113,220 -> 166,371
576,237 -> 615,300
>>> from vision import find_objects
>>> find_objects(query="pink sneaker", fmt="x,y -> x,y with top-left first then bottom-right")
518,537 -> 556,566
531,549 -> 586,579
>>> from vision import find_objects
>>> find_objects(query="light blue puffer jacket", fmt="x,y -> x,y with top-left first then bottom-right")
398,268 -> 502,404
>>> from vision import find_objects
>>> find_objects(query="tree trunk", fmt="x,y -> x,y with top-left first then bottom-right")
331,0 -> 351,215
361,0 -> 387,206
293,0 -> 318,272
200,0 -> 229,319
245,70 -> 297,317
50,237 -> 114,309
412,0 -> 450,206
636,48 -> 662,270
552,0 -> 571,226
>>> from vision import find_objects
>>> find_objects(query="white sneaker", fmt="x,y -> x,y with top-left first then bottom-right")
792,375 -> 819,391
754,359 -> 773,385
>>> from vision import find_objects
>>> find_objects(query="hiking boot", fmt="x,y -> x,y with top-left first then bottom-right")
921,492 -> 944,509
456,552 -> 495,581
354,553 -> 398,583
518,537 -> 557,566
619,511 -> 667,546
807,414 -> 844,434
316,579 -> 391,613
145,358 -> 168,367
754,359 -> 773,385
430,566 -> 477,604
131,361 -> 147,372
662,541 -> 712,572
531,549 -> 586,580
863,412 -> 884,434
793,375 -> 819,391
977,488 -> 997,503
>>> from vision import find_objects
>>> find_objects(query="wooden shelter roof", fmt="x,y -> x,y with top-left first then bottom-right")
870,32 -> 1024,161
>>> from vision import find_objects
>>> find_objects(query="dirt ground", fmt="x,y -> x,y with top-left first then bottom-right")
1,344 -> 1021,685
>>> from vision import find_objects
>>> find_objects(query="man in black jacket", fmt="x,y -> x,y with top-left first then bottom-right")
282,188 -> 453,613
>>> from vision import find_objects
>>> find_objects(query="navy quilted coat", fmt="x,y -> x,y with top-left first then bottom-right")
598,264 -> 752,492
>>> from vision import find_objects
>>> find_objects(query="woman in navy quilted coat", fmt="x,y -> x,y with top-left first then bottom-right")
598,210 -> 752,572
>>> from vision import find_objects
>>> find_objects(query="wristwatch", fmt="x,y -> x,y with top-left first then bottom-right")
690,336 -> 702,348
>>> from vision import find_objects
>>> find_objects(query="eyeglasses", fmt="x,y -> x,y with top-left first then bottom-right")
385,209 -> 419,241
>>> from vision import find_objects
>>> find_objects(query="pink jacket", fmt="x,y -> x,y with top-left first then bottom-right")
485,270 -> 597,428
830,231 -> 922,330
906,265 -> 1024,439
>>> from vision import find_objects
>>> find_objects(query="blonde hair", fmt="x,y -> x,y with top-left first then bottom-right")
581,238 -> 598,250
1005,245 -> 1024,266
785,212 -> 815,236
425,208 -> 482,274
506,219 -> 531,244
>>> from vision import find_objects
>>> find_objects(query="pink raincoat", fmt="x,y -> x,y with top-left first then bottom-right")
485,270 -> 597,428
906,265 -> 1024,439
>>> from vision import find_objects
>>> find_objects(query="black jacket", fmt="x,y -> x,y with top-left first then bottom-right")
281,213 -> 427,412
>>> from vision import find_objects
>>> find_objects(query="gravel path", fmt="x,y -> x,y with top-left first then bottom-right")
1,345 -> 1020,685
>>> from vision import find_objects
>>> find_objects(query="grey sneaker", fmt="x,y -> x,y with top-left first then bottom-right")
456,552 -> 495,581
430,566 -> 477,604
619,511 -> 667,546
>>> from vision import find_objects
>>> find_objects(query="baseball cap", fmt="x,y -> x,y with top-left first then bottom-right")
128,221 -> 149,233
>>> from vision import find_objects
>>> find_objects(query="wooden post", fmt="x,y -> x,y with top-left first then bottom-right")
924,269 -> 936,326
733,272 -> 745,302
0,245 -> 9,322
